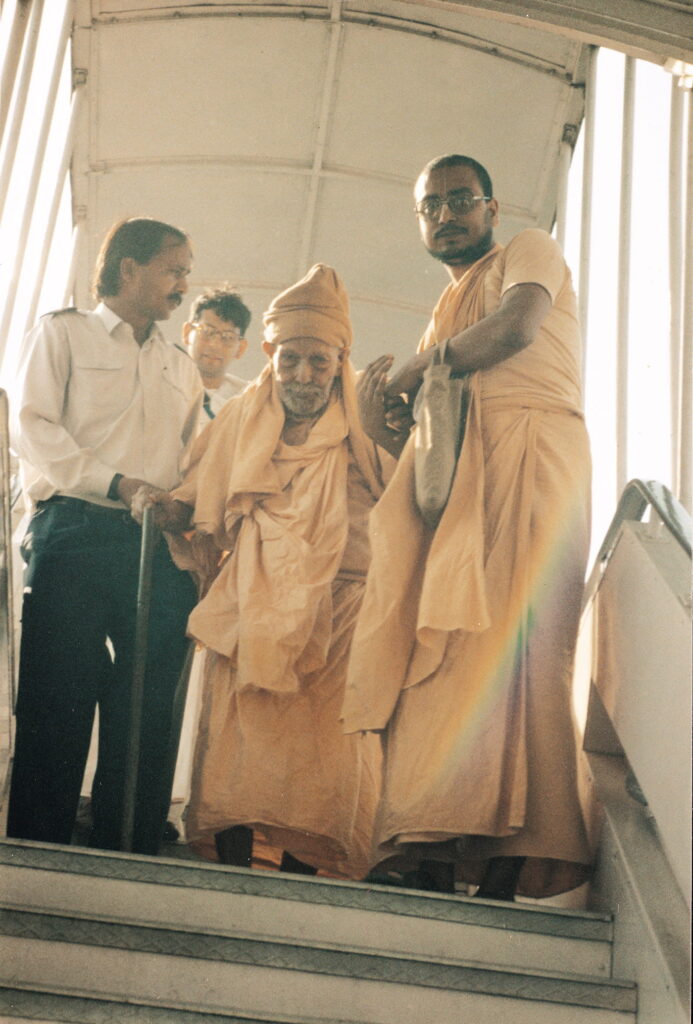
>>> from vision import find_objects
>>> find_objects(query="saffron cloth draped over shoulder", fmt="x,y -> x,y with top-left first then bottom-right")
341,230 -> 595,898
167,263 -> 384,877
171,265 -> 383,695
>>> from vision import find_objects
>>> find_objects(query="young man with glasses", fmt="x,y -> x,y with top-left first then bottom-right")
182,288 -> 251,421
344,154 -> 594,902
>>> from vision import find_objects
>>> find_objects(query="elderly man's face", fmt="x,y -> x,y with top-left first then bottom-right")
264,336 -> 342,418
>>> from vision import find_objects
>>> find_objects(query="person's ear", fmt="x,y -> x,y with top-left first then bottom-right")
237,338 -> 248,359
262,339 -> 276,360
334,349 -> 344,377
487,198 -> 500,227
181,321 -> 193,347
119,256 -> 138,287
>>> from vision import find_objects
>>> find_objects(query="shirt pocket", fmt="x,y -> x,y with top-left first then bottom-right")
68,358 -> 130,424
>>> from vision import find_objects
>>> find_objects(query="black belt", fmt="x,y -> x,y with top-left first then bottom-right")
36,495 -> 132,519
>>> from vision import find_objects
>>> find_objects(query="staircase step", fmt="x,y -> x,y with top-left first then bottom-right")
0,905 -> 636,1024
0,840 -> 613,978
2,983 -> 372,1023
5,984 -> 339,1023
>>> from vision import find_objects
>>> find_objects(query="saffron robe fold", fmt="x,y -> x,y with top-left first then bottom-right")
168,363 -> 384,875
342,230 -> 595,897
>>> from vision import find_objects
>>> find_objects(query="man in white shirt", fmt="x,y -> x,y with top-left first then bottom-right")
182,287 -> 251,422
6,217 -> 202,855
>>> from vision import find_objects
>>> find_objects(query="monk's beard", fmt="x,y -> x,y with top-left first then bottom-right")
279,381 -> 332,419
428,227 -> 494,267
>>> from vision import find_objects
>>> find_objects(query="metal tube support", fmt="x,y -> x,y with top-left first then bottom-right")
0,0 -> 32,143
578,45 -> 598,398
0,0 -> 43,218
554,134 -> 572,251
120,505 -> 159,853
680,88 -> 692,512
296,0 -> 342,276
22,82 -> 84,335
668,80 -> 684,493
0,389 -> 15,747
616,57 -> 635,497
0,0 -> 71,366
61,220 -> 83,308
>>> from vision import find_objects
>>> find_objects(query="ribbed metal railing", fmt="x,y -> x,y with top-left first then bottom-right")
584,478 -> 692,607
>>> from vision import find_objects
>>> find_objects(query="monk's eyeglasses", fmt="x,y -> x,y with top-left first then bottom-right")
192,322 -> 242,345
414,190 -> 491,221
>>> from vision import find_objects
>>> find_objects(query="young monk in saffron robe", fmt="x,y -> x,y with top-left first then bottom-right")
342,154 -> 596,899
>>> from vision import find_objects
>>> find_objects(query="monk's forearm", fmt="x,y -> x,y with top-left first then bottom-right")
386,283 -> 551,397
448,283 -> 552,372
385,324 -> 517,397
446,312 -> 530,373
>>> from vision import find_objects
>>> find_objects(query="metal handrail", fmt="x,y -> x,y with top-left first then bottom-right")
583,478 -> 692,608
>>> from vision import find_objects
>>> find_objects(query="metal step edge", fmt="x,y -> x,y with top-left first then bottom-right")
2,982 -> 356,1024
0,899 -> 605,974
0,839 -> 613,943
0,907 -> 637,1014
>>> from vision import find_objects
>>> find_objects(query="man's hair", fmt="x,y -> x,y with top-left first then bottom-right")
92,217 -> 189,299
417,154 -> 493,199
188,288 -> 252,335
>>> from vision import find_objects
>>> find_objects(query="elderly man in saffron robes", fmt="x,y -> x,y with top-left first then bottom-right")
342,154 -> 595,899
143,264 -> 386,876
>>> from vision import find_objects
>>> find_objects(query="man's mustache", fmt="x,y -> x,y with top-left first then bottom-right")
434,225 -> 468,240
284,383 -> 323,394
168,293 -> 183,306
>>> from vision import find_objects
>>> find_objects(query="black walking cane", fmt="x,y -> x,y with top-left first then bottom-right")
120,504 -> 159,852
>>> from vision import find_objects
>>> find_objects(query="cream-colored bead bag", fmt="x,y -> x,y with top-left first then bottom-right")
412,338 -> 470,529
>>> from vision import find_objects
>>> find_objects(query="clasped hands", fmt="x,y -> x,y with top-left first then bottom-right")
117,476 -> 192,532
358,353 -> 425,457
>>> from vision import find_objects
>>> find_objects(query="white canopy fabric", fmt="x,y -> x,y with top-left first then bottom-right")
73,1 -> 590,372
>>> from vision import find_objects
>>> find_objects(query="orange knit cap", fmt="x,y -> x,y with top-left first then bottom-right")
262,263 -> 352,352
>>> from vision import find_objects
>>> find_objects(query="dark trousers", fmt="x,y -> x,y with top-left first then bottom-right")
6,497 -> 196,855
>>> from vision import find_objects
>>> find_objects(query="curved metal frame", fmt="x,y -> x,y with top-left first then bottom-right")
584,478 -> 692,607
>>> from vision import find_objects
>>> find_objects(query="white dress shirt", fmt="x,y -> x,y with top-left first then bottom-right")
13,303 -> 202,508
202,372 -> 249,420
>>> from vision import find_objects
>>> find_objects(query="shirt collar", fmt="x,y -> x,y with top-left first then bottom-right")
96,301 -> 164,345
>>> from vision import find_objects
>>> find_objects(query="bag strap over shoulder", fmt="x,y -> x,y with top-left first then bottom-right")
432,338 -> 449,365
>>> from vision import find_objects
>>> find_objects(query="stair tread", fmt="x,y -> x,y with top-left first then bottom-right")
0,907 -> 636,1013
0,839 -> 612,942
2,982 -> 357,1024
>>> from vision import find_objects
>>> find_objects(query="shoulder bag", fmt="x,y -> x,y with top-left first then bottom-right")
412,338 -> 469,529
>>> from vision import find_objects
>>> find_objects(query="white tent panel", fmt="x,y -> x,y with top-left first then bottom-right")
71,1 -> 589,364
92,19 -> 329,164
329,20 -> 571,220
308,175 -> 438,305
348,295 -> 434,370
89,165 -> 310,281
